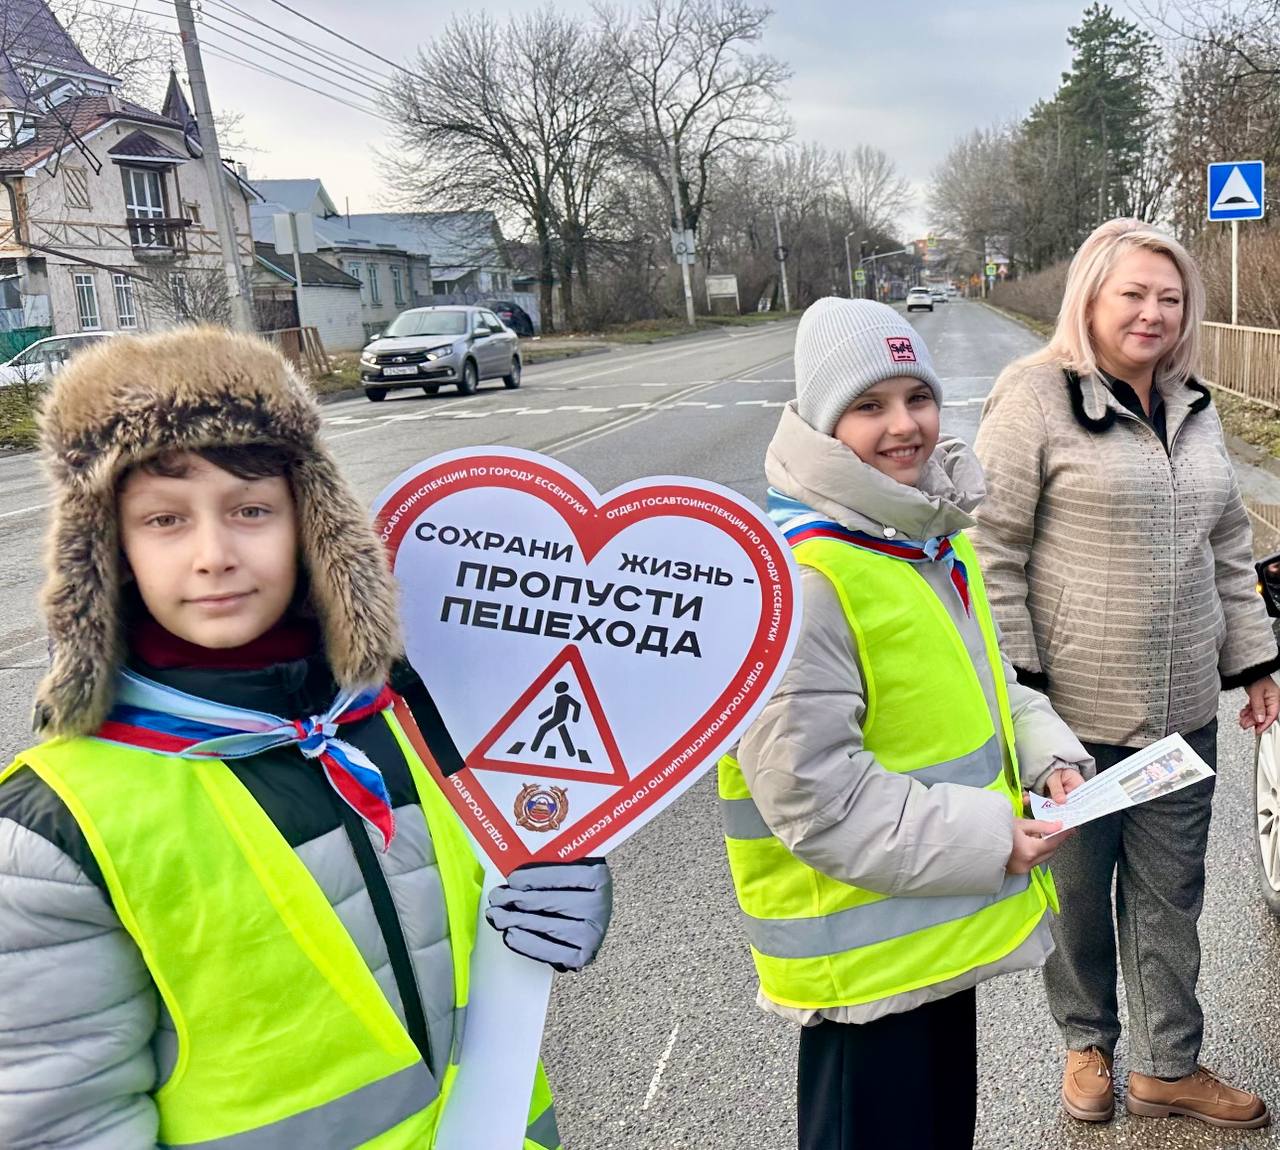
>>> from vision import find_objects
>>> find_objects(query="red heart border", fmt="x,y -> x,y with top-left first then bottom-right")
376,452 -> 795,872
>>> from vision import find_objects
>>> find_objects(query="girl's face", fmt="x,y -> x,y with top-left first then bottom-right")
118,453 -> 299,649
1088,248 -> 1185,383
833,376 -> 940,487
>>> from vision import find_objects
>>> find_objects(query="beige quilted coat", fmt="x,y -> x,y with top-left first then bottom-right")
971,359 -> 1280,747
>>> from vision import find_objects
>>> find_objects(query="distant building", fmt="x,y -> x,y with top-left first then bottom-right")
249,179 -> 529,337
0,0 -> 255,354
252,241 -> 364,352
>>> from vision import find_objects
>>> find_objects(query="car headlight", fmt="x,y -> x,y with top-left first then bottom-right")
360,351 -> 377,365
424,343 -> 455,361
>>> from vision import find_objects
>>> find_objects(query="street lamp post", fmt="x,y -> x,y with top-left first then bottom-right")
843,230 -> 858,298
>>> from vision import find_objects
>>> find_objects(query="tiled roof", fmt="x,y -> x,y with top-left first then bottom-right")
0,0 -> 118,84
107,129 -> 186,163
0,95 -> 178,172
254,241 -> 362,288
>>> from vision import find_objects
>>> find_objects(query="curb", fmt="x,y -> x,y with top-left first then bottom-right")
523,345 -> 614,366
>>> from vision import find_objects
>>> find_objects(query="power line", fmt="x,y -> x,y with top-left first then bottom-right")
86,0 -> 398,99
258,0 -> 420,81
200,0 -> 398,89
197,24 -> 391,107
199,43 -> 396,124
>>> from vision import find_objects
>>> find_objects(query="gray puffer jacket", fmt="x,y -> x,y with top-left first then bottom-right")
735,404 -> 1093,1025
0,655 -> 469,1149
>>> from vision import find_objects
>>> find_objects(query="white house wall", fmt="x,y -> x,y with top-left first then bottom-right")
5,119 -> 254,336
298,284 -> 364,352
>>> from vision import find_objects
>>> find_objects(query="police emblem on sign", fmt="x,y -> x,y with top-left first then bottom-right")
514,783 -> 570,832
885,337 -> 917,363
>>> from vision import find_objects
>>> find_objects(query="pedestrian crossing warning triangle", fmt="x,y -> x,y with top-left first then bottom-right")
1213,166 -> 1262,212
466,645 -> 630,786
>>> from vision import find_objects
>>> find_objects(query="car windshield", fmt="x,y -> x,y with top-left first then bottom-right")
383,310 -> 468,338
7,341 -> 54,366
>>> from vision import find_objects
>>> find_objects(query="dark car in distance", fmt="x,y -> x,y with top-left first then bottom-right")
480,299 -> 536,337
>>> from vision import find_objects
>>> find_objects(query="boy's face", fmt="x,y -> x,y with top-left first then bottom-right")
833,376 -> 940,487
118,453 -> 299,649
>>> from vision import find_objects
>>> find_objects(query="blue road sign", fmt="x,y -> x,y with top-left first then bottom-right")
1207,161 -> 1265,221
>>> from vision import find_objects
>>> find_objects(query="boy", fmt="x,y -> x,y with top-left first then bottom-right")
718,299 -> 1093,1150
0,327 -> 610,1148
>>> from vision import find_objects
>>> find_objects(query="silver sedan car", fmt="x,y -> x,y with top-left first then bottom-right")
358,305 -> 521,402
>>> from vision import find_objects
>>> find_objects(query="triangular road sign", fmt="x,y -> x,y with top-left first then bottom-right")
1213,166 -> 1261,213
467,645 -> 630,786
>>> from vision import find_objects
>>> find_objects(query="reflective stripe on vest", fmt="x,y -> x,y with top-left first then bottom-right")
3,706 -> 483,1149
719,531 -> 1056,1011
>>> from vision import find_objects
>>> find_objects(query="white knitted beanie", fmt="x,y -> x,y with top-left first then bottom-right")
794,298 -> 943,434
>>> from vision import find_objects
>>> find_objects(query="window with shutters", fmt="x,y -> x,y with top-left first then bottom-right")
63,166 -> 90,210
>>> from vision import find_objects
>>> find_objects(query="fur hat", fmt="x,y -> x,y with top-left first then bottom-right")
34,326 -> 402,737
795,298 -> 943,434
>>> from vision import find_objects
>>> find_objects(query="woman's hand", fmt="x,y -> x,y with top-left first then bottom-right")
1045,766 -> 1086,804
1240,675 -> 1280,736
1006,818 -> 1072,874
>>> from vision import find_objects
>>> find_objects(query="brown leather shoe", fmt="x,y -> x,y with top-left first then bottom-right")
1127,1067 -> 1271,1129
1062,1047 -> 1115,1122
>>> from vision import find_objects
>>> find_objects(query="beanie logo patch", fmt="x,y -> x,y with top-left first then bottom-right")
886,337 -> 917,363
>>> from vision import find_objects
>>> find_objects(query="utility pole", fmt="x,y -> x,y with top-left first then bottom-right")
773,204 -> 791,313
173,0 -> 254,332
667,147 -> 696,327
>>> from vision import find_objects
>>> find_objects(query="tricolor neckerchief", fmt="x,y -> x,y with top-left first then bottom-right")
95,669 -> 399,850
768,488 -> 971,616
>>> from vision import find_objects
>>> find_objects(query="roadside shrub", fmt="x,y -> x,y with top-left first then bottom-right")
990,263 -> 1068,325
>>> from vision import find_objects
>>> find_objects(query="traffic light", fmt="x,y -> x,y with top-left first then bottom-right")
859,240 -> 868,260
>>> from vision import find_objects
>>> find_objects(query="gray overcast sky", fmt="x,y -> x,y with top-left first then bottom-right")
198,0 -> 1094,240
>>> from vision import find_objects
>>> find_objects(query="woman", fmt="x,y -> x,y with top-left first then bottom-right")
972,218 -> 1280,1131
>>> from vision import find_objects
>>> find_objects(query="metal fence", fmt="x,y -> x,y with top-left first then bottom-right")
1200,322 -> 1280,410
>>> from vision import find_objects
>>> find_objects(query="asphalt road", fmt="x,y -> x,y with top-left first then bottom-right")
0,302 -> 1276,1149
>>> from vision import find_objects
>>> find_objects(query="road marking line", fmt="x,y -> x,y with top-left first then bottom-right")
0,635 -> 46,661
643,1023 -> 680,1111
0,500 -> 50,521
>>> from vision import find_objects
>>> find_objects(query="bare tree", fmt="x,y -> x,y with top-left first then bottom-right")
597,0 -> 791,251
379,8 -> 625,331
136,268 -> 230,327
834,145 -> 911,240
929,125 -> 1020,270
49,0 -> 174,106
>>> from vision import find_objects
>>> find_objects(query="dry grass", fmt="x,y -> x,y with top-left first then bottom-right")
1211,388 -> 1280,458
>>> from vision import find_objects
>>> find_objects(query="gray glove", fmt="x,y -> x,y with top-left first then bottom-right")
485,859 -> 612,972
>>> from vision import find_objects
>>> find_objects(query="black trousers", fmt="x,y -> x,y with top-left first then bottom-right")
797,988 -> 978,1150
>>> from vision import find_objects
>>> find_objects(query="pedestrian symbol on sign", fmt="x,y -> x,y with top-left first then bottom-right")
468,646 -> 630,785
509,681 -> 591,764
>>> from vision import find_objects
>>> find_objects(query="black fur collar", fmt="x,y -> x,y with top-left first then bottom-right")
1063,369 -> 1212,434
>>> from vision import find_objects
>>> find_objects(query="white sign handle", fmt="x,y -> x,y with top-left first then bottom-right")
433,874 -> 554,1150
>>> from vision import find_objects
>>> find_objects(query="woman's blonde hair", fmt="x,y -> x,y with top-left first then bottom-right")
1024,217 -> 1205,386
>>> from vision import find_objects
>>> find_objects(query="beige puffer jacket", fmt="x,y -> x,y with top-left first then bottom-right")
971,359 -> 1280,747
735,404 -> 1093,1025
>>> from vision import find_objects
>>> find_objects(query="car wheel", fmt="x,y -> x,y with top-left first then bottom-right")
457,359 -> 478,395
365,388 -> 387,403
1256,728 -> 1280,916
423,384 -> 439,396
503,356 -> 522,389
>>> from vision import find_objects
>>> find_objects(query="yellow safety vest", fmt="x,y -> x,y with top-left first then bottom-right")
2,706 -> 559,1149
719,531 -> 1057,1012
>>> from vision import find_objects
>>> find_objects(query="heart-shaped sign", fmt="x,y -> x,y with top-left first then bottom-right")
373,447 -> 800,874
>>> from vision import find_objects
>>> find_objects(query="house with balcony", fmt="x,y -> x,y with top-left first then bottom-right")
0,0 -> 256,353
